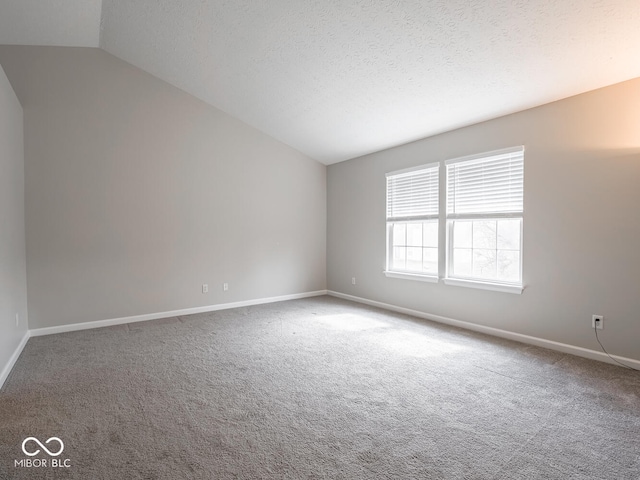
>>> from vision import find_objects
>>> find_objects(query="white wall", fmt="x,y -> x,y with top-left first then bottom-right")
0,63 -> 28,386
328,78 -> 640,361
0,46 -> 326,330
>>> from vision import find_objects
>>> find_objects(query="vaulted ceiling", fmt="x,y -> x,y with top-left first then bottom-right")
1,0 -> 639,164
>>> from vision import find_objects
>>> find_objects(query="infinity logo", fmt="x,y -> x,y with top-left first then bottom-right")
21,437 -> 64,457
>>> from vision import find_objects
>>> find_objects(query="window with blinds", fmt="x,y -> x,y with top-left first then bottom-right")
386,163 -> 439,277
445,147 -> 524,286
384,147 -> 524,292
446,148 -> 524,216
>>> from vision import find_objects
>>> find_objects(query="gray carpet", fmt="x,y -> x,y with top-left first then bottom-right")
1,296 -> 639,479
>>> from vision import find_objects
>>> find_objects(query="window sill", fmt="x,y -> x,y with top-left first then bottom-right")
384,271 -> 439,283
443,278 -> 523,294
383,271 -> 523,294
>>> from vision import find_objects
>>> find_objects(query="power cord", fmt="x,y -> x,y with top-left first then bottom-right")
594,325 -> 640,371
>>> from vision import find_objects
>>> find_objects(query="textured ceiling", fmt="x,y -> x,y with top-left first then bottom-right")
0,0 -> 102,47
2,1 -> 640,164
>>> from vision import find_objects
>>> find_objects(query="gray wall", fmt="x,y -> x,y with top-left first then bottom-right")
328,78 -> 640,361
0,63 -> 28,370
0,46 -> 326,330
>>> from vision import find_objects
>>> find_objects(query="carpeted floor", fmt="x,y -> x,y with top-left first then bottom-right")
1,295 -> 639,479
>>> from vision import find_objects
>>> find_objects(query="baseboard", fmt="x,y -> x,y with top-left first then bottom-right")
30,290 -> 328,337
0,331 -> 30,391
327,290 -> 640,369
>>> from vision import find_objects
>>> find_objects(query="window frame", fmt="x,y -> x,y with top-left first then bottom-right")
444,215 -> 524,294
385,220 -> 440,282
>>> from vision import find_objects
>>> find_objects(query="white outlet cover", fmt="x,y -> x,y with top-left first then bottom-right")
592,315 -> 604,329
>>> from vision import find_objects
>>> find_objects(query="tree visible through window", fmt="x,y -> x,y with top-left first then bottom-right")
451,219 -> 521,282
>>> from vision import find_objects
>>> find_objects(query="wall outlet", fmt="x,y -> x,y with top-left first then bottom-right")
202,284 -> 208,293
352,277 -> 356,285
15,313 -> 19,326
592,314 -> 604,330
223,283 -> 229,291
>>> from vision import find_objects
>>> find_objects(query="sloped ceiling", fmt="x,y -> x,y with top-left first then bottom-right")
1,1 -> 640,164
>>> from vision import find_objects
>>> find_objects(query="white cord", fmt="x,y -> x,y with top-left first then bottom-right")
593,325 -> 639,371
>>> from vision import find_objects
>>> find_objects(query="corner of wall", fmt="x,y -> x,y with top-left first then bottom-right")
0,62 -> 29,392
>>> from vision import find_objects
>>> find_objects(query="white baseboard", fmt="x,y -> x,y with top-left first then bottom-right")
0,331 -> 30,391
30,290 -> 328,337
327,290 -> 640,370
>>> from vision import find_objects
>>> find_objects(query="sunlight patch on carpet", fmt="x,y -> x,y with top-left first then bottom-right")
374,330 -> 466,358
314,314 -> 388,331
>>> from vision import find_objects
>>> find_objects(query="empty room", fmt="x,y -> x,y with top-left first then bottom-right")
1,1 -> 639,478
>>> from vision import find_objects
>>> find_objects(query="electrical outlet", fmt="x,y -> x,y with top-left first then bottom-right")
592,315 -> 603,330
223,283 -> 229,291
202,284 -> 208,293
15,313 -> 19,326
352,277 -> 356,285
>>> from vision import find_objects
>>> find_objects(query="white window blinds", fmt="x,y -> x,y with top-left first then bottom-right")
386,164 -> 439,221
446,147 -> 524,216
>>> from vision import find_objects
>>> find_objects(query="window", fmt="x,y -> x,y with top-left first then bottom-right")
384,147 -> 524,293
385,163 -> 439,281
445,147 -> 524,291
